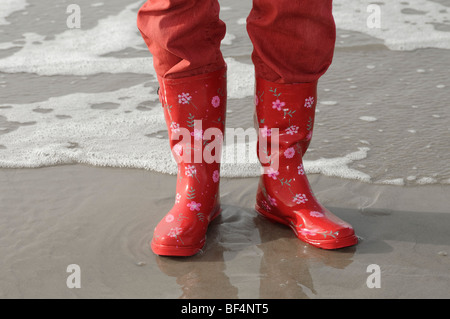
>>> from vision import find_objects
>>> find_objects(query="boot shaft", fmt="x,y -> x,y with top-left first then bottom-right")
158,68 -> 227,166
254,77 -> 318,158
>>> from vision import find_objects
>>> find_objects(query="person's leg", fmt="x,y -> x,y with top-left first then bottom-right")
247,0 -> 336,84
137,0 -> 227,256
137,0 -> 226,79
248,0 -> 358,249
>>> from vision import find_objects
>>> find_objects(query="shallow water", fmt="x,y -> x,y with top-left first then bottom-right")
1,165 -> 449,298
0,0 -> 449,186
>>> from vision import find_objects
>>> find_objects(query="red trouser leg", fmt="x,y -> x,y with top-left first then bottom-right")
137,0 -> 335,82
137,0 -> 226,79
247,0 -> 336,83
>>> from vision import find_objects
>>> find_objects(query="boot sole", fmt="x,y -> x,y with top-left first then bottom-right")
151,207 -> 222,257
255,204 -> 358,250
151,241 -> 205,257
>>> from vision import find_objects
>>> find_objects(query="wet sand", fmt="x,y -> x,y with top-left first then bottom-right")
1,0 -> 450,300
0,164 -> 449,298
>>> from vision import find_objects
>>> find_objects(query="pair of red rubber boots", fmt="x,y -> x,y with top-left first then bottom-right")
151,68 -> 358,256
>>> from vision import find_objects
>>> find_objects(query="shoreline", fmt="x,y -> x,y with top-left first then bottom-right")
2,163 -> 447,212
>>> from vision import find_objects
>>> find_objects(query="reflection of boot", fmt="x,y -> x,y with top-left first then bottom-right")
254,216 -> 315,298
155,223 -> 239,299
151,68 -> 227,256
155,257 -> 239,298
254,77 -> 358,249
255,215 -> 355,298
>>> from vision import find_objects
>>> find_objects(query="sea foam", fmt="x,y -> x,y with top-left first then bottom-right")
3,0 -> 450,78
0,0 -> 28,25
0,0 -> 448,186
333,0 -> 450,50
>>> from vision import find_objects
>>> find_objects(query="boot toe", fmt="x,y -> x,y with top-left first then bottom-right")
151,231 -> 206,256
151,214 -> 208,256
300,225 -> 358,250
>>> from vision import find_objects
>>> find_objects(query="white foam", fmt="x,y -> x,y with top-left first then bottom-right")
305,147 -> 371,182
0,78 -> 371,183
0,56 -> 254,171
0,84 -> 161,169
359,116 -> 377,122
377,178 -> 405,186
237,18 -> 247,25
417,177 -> 438,185
225,58 -> 254,99
333,0 -> 450,50
0,0 -> 447,186
0,3 -> 251,85
0,0 -> 28,25
1,81 -> 440,185
0,2 -> 151,76
320,101 -> 338,106
223,33 -> 236,45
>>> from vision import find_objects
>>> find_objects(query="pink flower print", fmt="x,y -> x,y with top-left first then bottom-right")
272,99 -> 285,111
170,122 -> 180,134
172,144 -> 183,156
187,201 -> 201,211
268,195 -> 277,207
261,200 -> 271,211
168,227 -> 183,238
165,214 -> 175,223
175,193 -> 181,204
304,96 -> 314,108
191,129 -> 203,141
260,125 -> 272,138
285,125 -> 299,135
185,165 -> 197,177
267,167 -> 279,180
255,95 -> 259,106
211,95 -> 220,108
178,92 -> 192,104
306,130 -> 313,141
212,170 -> 219,183
310,211 -> 324,218
284,147 -> 295,159
293,193 -> 308,204
297,164 -> 305,175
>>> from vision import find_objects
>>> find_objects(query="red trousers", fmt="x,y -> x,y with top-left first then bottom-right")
137,0 -> 336,83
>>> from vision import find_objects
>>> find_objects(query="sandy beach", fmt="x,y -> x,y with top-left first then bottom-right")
0,0 -> 449,299
0,164 -> 449,298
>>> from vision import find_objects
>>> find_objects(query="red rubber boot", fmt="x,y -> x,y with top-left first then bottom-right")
151,68 -> 227,256
254,77 -> 358,249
